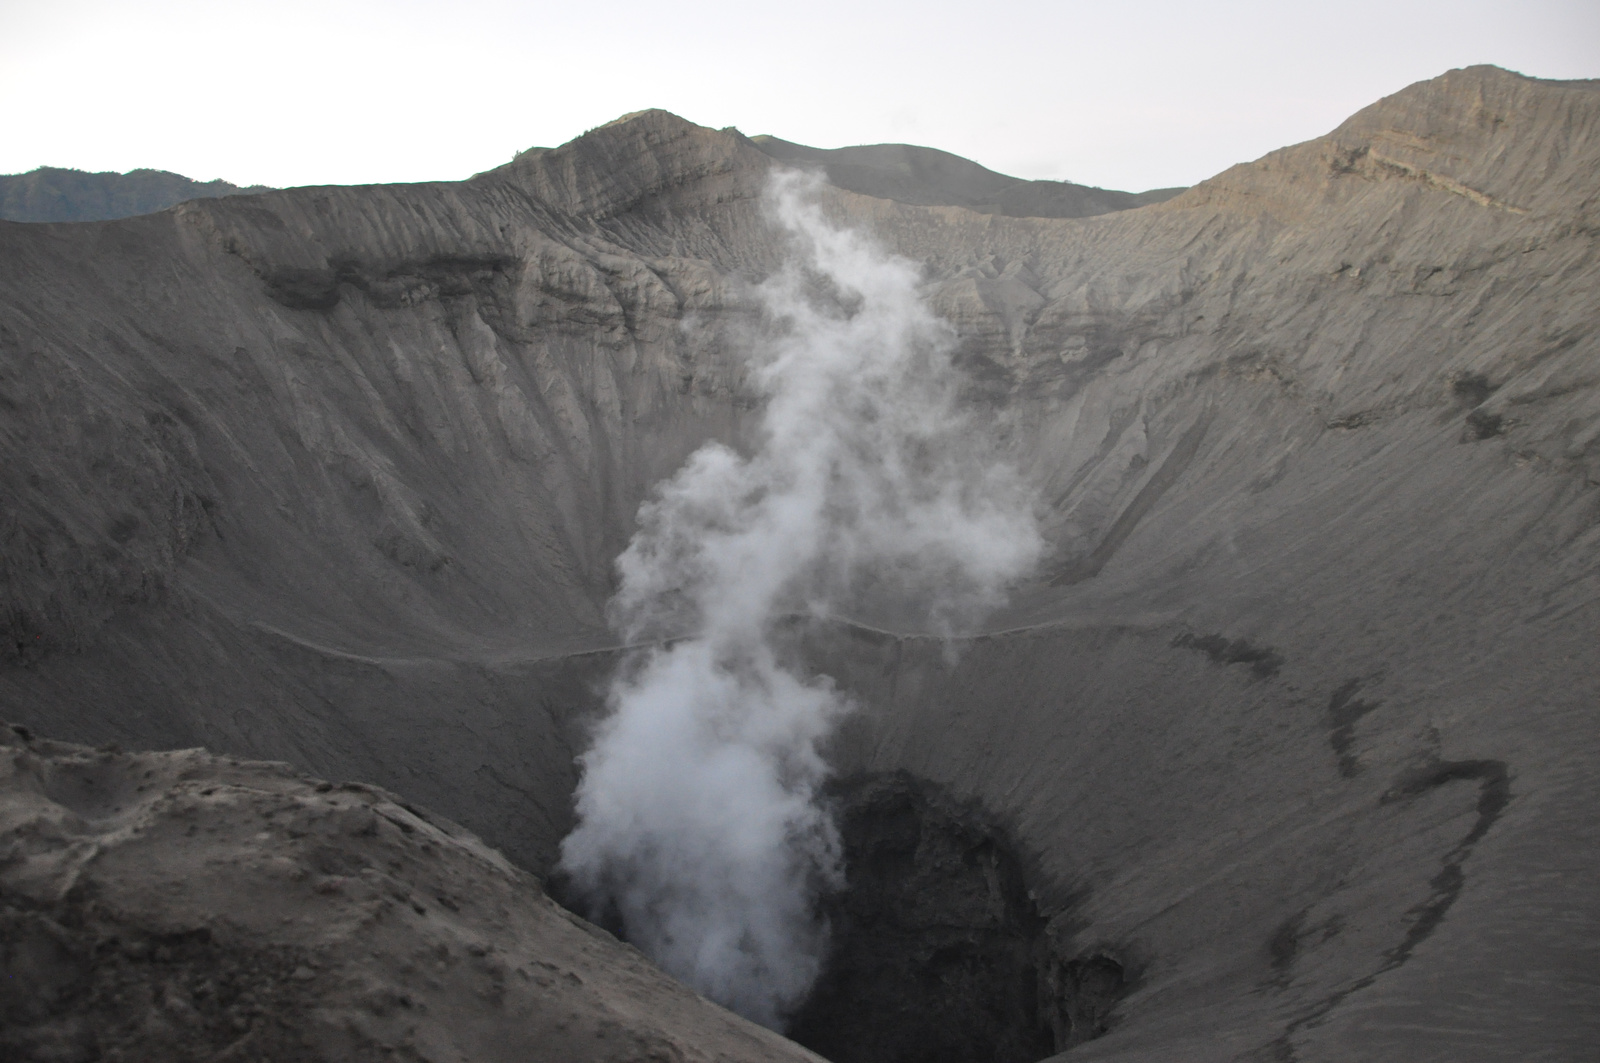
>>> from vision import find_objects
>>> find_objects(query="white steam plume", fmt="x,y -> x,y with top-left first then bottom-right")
558,171 -> 1042,1028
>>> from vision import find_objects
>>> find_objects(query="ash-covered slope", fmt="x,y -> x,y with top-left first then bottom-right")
1,65 -> 1598,1061
0,722 -> 820,1062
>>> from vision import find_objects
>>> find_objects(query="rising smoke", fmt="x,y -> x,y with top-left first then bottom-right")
558,171 -> 1043,1029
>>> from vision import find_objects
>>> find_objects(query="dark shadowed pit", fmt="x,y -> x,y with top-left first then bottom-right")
549,771 -> 1132,1063
789,773 -> 1131,1063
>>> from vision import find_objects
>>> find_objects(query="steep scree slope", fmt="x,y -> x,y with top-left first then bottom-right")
1,66 -> 1597,1060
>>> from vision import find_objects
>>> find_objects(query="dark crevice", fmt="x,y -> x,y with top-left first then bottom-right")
1326,679 -> 1381,777
1172,632 -> 1285,678
787,772 -> 1132,1063
1451,372 -> 1498,408
1462,407 -> 1505,440
1263,910 -> 1307,999
1374,759 -> 1511,968
1381,759 -> 1511,846
1261,909 -> 1343,995
1445,374 -> 1506,441
1267,757 -> 1511,1055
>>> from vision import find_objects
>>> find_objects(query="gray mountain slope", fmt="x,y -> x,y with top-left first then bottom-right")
0,65 -> 1597,1060
0,166 -> 272,223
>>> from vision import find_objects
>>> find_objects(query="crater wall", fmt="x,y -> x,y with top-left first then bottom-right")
2,66 -> 1597,1060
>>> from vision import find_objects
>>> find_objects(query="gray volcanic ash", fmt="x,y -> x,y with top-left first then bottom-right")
1,65 -> 1597,1062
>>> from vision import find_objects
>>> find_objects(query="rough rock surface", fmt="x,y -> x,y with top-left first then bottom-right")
1,64 -> 1598,1060
0,722 -> 821,1062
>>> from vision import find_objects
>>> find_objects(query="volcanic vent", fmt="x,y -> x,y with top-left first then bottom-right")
788,773 -> 1131,1063
1,66 -> 1597,1062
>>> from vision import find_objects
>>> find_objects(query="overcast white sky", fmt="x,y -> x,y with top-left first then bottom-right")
1,0 -> 1596,192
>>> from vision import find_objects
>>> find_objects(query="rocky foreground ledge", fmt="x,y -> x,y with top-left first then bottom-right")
0,722 -> 819,1063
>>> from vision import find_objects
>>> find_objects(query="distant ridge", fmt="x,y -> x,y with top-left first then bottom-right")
3,141 -> 1172,226
0,166 -> 272,223
746,135 -> 1183,218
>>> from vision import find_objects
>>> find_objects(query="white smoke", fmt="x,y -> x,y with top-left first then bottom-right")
558,171 -> 1042,1028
